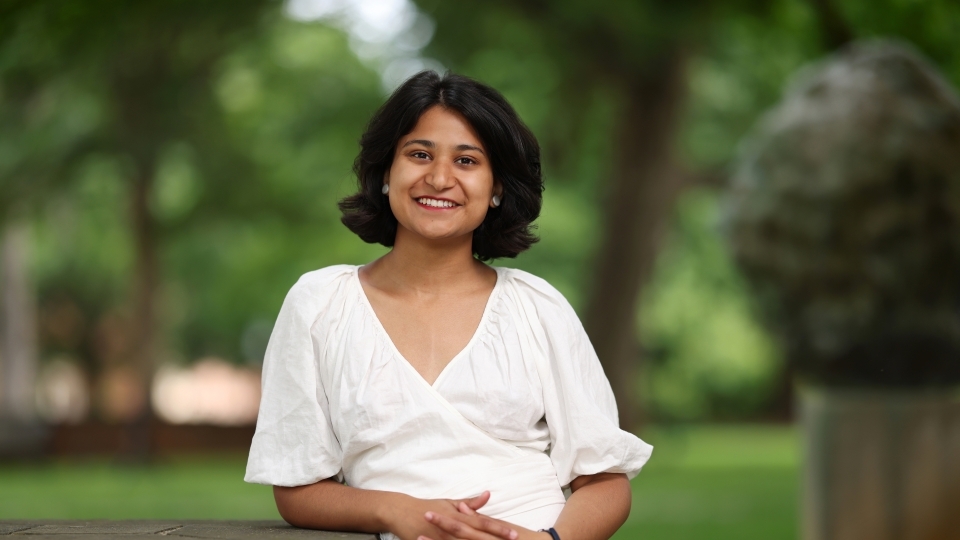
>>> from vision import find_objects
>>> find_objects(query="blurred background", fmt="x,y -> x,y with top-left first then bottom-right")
1,0 -> 959,539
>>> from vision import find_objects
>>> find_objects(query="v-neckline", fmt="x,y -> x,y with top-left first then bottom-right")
353,264 -> 504,389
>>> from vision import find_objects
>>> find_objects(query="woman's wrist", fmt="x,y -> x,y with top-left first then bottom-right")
526,530 -> 554,540
372,490 -> 412,532
537,528 -> 561,540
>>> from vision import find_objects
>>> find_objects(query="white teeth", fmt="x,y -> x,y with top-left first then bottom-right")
417,197 -> 456,208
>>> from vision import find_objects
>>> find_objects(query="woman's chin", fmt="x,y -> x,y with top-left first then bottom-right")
401,226 -> 475,245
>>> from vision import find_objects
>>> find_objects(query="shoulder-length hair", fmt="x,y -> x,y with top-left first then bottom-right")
338,70 -> 543,261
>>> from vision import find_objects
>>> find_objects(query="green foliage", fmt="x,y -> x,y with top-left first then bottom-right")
2,3 -> 387,366
834,0 -> 960,81
5,0 -> 960,418
162,19 -> 386,361
29,157 -> 133,369
422,0 -> 814,419
641,190 -> 781,420
1,0 -> 276,372
680,0 -> 824,169
633,2 -> 825,419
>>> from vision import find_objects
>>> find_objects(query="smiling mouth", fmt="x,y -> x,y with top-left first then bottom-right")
415,197 -> 461,209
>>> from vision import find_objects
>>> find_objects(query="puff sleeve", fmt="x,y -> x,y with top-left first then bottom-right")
506,271 -> 653,488
244,269 -> 347,487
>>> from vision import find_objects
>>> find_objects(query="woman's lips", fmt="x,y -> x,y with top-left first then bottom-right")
415,196 -> 461,209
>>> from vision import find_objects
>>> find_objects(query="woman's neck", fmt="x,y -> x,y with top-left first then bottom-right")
366,226 -> 491,295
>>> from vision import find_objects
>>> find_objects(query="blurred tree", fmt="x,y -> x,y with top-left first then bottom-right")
422,0 -> 763,429
4,0 -> 958,433
641,190 -> 781,420
165,17 -> 385,363
0,0 -> 273,438
0,223 -> 37,422
1,0 -> 395,390
424,0 -> 960,425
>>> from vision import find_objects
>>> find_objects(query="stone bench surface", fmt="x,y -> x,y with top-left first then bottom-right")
0,521 -> 376,540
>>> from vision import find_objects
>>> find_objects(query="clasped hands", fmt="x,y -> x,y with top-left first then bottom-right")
386,491 -> 551,540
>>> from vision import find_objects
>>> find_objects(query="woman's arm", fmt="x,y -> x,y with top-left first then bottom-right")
554,473 -> 632,540
427,472 -> 631,540
274,479 -> 518,540
274,479 -> 396,533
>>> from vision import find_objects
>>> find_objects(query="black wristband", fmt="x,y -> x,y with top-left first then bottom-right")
539,528 -> 561,540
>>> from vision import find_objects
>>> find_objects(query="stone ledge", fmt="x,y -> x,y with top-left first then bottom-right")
0,521 -> 376,540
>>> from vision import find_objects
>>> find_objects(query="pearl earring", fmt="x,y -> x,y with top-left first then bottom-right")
381,184 -> 390,195
491,194 -> 501,207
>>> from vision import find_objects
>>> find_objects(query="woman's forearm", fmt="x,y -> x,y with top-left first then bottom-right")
274,480 -> 503,540
273,479 -> 405,533
275,473 -> 631,540
552,473 -> 632,540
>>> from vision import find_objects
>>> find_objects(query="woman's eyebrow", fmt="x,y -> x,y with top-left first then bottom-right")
402,139 -> 435,148
455,144 -> 485,155
400,139 -> 486,155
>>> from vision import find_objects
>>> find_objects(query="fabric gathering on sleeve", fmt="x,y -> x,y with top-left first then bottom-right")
504,269 -> 654,488
244,266 -> 354,487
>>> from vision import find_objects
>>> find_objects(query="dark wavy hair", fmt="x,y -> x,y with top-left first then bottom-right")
338,71 -> 543,261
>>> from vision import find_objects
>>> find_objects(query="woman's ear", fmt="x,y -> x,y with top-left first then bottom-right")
490,180 -> 504,208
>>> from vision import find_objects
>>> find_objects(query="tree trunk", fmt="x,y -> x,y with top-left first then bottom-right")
808,0 -> 854,51
131,170 -> 159,390
582,46 -> 689,432
800,388 -> 960,540
123,166 -> 159,458
110,46 -> 167,457
0,222 -> 38,422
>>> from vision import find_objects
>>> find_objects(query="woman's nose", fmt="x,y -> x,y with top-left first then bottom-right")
425,160 -> 456,190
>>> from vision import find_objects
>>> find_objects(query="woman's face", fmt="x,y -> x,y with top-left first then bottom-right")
386,105 -> 500,244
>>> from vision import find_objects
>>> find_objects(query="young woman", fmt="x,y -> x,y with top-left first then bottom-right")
245,71 -> 652,540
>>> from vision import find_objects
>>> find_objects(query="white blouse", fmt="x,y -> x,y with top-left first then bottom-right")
245,265 -> 652,533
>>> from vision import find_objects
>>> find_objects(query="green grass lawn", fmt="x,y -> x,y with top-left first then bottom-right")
0,454 -> 279,520
0,424 -> 798,539
615,425 -> 798,540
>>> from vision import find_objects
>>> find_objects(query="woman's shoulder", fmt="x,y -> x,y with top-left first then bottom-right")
498,266 -> 559,294
496,266 -> 577,319
281,264 -> 358,313
293,264 -> 357,290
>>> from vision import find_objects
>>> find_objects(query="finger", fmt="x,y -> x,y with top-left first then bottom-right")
425,511 -> 484,540
462,491 -> 490,511
458,501 -> 477,516
433,529 -> 458,540
420,526 -> 455,540
460,513 -> 518,540
426,511 -> 516,540
420,535 -> 456,540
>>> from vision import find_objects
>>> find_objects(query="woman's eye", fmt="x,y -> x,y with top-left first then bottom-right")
411,151 -> 430,159
456,157 -> 477,165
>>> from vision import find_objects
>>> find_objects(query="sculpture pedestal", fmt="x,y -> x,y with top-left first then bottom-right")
800,388 -> 960,540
